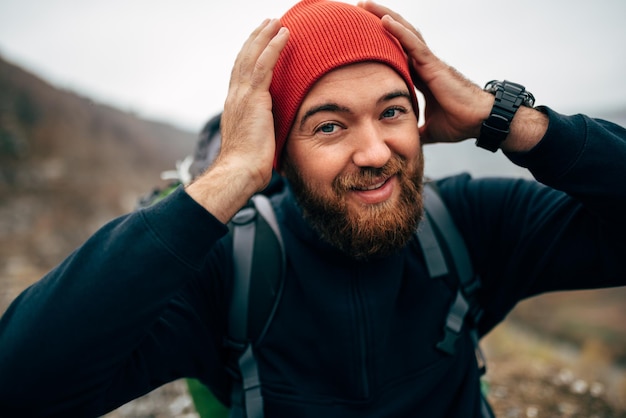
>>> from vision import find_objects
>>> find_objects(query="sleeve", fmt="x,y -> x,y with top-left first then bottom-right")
0,186 -> 231,416
507,106 -> 626,223
438,108 -> 626,335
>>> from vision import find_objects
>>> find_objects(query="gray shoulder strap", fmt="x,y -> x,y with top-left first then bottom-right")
251,194 -> 284,251
419,184 -> 482,358
416,208 -> 449,279
229,194 -> 284,341
422,184 -> 473,286
228,194 -> 285,418
230,205 -> 257,341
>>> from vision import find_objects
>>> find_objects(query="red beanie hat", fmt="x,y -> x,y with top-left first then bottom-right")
270,0 -> 418,169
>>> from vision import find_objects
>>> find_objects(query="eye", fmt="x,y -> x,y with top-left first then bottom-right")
381,106 -> 407,119
315,122 -> 340,135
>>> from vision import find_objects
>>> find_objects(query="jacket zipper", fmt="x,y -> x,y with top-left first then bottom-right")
351,268 -> 370,399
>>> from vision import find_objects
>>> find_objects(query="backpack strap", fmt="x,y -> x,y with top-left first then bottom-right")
227,194 -> 285,418
419,184 -> 486,374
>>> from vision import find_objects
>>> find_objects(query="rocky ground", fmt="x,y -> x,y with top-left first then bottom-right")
102,380 -> 199,418
484,359 -> 626,418
483,323 -> 626,418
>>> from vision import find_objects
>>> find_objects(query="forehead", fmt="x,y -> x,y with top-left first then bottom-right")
300,62 -> 410,107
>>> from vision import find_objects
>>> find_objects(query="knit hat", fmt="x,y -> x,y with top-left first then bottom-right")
270,0 -> 418,169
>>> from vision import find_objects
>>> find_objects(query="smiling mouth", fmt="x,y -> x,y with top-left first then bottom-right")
353,179 -> 387,191
343,174 -> 398,205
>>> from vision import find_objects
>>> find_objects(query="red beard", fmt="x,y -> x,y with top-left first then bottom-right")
283,153 -> 424,260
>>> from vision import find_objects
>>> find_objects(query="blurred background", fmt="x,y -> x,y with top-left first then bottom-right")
1,0 -> 625,416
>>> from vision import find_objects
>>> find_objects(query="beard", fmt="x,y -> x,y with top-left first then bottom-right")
282,153 -> 424,260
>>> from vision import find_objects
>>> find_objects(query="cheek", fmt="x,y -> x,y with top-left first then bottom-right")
287,142 -> 349,188
392,123 -> 421,153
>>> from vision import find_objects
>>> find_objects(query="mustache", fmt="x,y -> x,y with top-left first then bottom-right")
332,155 -> 406,192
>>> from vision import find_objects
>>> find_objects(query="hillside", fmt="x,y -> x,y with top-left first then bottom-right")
0,55 -> 196,310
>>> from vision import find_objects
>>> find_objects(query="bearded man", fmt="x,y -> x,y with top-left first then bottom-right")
1,1 -> 625,417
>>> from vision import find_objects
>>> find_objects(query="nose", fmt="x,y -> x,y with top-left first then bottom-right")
351,124 -> 391,168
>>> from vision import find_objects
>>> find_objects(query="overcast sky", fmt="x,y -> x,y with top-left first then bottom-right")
1,0 -> 625,136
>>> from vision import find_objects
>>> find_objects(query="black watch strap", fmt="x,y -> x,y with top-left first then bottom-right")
476,80 -> 535,152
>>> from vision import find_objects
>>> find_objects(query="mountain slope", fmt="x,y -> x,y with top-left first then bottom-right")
0,55 -> 197,310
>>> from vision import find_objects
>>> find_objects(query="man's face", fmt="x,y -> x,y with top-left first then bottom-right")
282,62 -> 424,260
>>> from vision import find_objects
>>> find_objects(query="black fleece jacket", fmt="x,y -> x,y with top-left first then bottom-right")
0,107 -> 625,417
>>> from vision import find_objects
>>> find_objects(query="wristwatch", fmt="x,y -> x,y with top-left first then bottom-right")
476,80 -> 535,152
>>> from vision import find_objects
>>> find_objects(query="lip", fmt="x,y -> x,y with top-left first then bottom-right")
350,175 -> 397,205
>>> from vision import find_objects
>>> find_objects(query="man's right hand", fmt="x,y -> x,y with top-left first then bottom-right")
186,19 -> 289,223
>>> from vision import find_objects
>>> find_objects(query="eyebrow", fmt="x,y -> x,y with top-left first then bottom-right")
298,89 -> 412,129
379,89 -> 412,104
299,103 -> 350,130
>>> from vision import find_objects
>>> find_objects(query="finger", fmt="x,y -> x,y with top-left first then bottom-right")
250,27 -> 290,91
231,19 -> 270,72
380,15 -> 433,68
230,19 -> 279,86
358,1 -> 425,43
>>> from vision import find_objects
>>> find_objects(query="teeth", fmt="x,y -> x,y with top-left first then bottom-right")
356,180 -> 386,191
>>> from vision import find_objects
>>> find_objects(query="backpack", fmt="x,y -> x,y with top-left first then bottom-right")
223,183 -> 491,418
